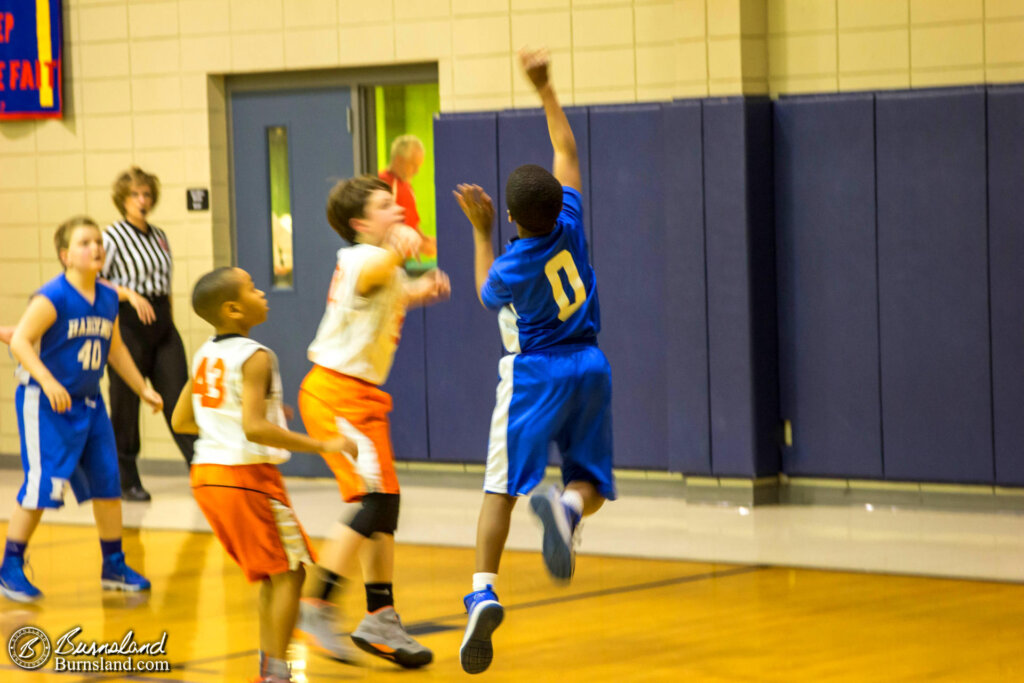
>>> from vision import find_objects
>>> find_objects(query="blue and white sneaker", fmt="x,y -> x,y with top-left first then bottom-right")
0,556 -> 42,603
460,587 -> 504,674
529,485 -> 579,582
101,552 -> 151,592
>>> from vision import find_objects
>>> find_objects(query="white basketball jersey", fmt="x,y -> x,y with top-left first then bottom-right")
191,336 -> 290,466
307,244 -> 407,385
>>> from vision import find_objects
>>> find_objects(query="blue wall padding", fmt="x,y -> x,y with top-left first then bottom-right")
383,308 -> 428,461
875,89 -> 993,482
661,100 -> 711,474
428,113 -> 503,462
429,85 -> 1021,487
702,98 -> 780,477
744,99 -> 781,479
988,85 -> 1024,486
589,104 -> 670,469
701,99 -> 751,476
774,94 -> 883,478
497,108 -> 591,246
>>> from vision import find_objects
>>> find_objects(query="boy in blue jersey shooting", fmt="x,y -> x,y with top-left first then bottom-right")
0,216 -> 162,603
454,48 -> 616,675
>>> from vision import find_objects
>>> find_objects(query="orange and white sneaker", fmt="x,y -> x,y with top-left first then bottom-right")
350,606 -> 432,669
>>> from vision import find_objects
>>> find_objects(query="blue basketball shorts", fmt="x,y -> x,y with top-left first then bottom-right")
15,385 -> 121,509
484,345 -> 616,500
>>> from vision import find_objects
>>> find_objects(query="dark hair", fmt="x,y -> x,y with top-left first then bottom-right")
505,164 -> 563,234
112,166 -> 160,216
54,216 -> 100,268
325,175 -> 391,243
192,267 -> 242,326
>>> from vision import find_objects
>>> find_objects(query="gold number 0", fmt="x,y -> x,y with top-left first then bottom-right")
544,250 -> 587,321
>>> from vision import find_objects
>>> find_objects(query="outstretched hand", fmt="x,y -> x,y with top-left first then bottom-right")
453,184 -> 495,235
519,46 -> 550,91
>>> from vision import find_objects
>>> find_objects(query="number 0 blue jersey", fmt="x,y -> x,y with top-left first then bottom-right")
16,274 -> 119,398
481,187 -> 601,353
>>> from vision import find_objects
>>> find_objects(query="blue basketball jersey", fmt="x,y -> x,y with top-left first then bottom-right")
16,274 -> 119,398
481,187 -> 601,353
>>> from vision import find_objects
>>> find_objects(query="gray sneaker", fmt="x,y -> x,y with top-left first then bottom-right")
296,598 -> 359,664
350,606 -> 433,669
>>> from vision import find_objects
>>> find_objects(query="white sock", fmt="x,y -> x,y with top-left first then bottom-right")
561,489 -> 584,518
473,572 -> 498,592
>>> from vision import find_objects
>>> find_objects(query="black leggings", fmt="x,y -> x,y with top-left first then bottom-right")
108,296 -> 195,477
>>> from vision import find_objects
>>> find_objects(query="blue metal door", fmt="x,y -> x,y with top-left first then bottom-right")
230,88 -> 354,476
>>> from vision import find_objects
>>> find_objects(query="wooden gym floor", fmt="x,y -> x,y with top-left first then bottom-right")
1,522 -> 1023,682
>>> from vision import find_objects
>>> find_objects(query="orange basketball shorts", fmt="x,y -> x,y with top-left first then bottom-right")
298,364 -> 400,503
190,463 -> 315,582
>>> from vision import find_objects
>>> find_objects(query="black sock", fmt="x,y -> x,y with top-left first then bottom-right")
4,539 -> 26,563
365,583 -> 394,613
99,538 -> 122,559
317,568 -> 345,602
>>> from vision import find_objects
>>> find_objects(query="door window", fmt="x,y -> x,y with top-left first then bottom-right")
267,125 -> 294,289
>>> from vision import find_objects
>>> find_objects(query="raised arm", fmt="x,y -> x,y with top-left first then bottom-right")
454,184 -> 497,307
520,47 -> 580,192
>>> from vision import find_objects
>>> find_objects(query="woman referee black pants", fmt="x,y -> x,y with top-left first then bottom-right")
109,295 -> 196,499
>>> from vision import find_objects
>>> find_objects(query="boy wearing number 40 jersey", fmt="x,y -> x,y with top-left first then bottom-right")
453,47 -> 616,675
1,216 -> 161,603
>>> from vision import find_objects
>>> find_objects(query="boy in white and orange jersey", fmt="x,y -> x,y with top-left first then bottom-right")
296,175 -> 449,669
171,267 -> 355,683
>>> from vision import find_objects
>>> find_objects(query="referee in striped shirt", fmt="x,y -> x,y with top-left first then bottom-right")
102,167 -> 195,501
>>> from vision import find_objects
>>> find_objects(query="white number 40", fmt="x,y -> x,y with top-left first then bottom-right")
77,339 -> 103,370
545,250 -> 587,321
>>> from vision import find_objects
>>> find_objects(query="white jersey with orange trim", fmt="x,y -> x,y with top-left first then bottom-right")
307,244 -> 408,386
190,335 -> 290,466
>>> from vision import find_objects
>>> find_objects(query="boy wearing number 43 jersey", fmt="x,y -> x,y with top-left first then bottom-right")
171,267 -> 355,683
453,48 -> 616,675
